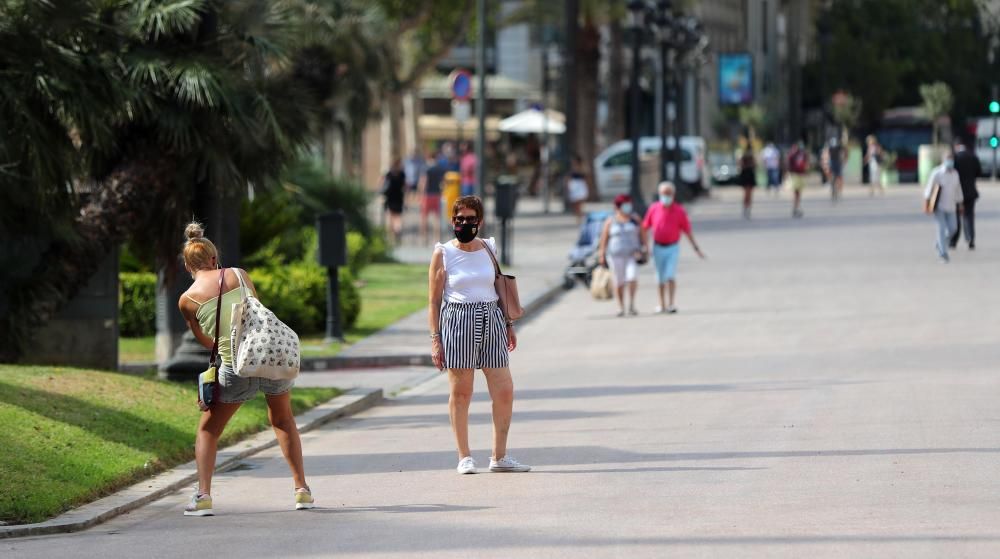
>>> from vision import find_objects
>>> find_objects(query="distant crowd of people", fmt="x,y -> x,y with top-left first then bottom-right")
733,134 -> 889,220
381,141 -> 480,245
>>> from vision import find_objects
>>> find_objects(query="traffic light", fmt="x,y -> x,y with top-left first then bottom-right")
991,136 -> 999,149
990,100 -> 1000,114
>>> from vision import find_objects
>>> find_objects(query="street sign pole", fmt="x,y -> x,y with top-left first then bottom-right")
475,0 -> 487,200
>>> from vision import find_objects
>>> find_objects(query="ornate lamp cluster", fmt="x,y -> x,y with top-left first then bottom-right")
625,0 -> 709,212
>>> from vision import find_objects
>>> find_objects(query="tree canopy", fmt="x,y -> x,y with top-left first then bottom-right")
808,0 -> 995,130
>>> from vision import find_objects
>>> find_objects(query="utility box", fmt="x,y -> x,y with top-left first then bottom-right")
316,211 -> 347,268
495,176 -> 519,219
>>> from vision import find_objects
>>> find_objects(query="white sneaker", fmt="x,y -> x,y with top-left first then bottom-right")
489,455 -> 531,472
456,456 -> 477,474
666,306 -> 678,314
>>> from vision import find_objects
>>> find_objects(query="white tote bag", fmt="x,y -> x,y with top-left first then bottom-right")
229,269 -> 300,380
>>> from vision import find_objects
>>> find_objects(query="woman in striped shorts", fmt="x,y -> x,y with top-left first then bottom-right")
428,195 -> 531,475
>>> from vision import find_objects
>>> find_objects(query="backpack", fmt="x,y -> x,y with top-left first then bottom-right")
790,149 -> 808,173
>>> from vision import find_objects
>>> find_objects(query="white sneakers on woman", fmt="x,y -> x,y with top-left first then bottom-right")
457,456 -> 477,474
457,455 -> 532,474
489,455 -> 532,472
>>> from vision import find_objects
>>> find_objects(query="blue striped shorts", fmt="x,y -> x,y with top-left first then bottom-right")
441,300 -> 509,370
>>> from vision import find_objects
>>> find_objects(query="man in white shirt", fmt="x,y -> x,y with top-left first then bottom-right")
924,154 -> 964,262
761,142 -> 781,193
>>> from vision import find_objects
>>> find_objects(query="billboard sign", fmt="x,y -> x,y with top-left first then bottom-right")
719,53 -> 753,106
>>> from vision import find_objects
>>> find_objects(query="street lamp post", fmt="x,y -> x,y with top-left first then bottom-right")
672,16 -> 695,189
627,0 -> 648,215
541,40 -> 551,214
656,1 -> 672,183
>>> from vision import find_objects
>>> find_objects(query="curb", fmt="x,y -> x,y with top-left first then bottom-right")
0,387 -> 382,540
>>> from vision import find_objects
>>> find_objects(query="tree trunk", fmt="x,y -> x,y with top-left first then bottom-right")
576,21 -> 601,200
606,20 -> 626,145
386,89 -> 405,168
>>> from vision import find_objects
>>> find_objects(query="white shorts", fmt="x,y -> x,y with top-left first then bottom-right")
607,254 -> 638,286
568,179 -> 588,203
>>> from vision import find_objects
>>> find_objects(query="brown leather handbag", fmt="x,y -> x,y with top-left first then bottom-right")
483,240 -> 524,322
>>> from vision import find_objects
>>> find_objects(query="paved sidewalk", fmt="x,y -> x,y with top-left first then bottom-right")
15,182 -> 1000,557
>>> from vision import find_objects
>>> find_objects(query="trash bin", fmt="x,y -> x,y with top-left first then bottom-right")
495,175 -> 519,219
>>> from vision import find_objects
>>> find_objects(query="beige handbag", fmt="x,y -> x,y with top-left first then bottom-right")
483,240 -> 525,322
229,269 -> 300,380
590,266 -> 613,300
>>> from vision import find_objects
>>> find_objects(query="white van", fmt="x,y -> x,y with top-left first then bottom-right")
593,136 -> 705,200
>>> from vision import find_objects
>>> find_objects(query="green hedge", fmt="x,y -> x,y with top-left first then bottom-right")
250,264 -> 360,334
118,265 -> 360,338
119,273 -> 157,337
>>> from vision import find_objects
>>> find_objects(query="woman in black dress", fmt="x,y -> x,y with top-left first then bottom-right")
739,144 -> 757,219
383,158 -> 406,243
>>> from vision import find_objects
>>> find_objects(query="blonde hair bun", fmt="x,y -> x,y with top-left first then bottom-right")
184,222 -> 205,241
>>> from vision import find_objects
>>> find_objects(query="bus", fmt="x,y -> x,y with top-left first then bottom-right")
874,107 -> 940,183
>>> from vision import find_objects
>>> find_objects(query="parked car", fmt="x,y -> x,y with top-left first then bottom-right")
707,151 -> 738,185
593,136 -> 705,200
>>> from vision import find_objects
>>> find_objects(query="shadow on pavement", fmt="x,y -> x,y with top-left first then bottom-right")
280,445 -> 1000,476
340,408 -> 620,431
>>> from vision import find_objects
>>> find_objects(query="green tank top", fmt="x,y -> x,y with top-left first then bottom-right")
194,287 -> 244,366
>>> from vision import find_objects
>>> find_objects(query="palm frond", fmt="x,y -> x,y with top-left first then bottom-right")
129,0 -> 207,41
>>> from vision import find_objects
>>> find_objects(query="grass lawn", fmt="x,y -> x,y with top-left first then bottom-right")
120,262 -> 428,363
300,262 -> 428,357
119,336 -> 155,363
0,365 -> 340,525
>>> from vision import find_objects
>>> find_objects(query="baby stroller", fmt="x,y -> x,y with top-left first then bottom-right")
563,210 -> 612,289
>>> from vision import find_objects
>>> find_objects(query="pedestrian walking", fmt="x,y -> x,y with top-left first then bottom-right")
826,137 -> 845,202
598,194 -> 648,317
738,143 -> 757,219
949,139 -> 981,250
420,153 -> 447,243
177,223 -> 313,517
923,153 -> 964,263
567,155 -> 589,224
865,135 -> 885,196
382,158 -> 406,244
428,196 -> 530,475
761,141 -> 781,194
642,182 -> 705,313
786,141 -> 810,218
404,148 -> 427,207
459,142 -> 477,197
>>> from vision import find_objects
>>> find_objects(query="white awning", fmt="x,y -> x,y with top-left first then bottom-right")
498,108 -> 566,135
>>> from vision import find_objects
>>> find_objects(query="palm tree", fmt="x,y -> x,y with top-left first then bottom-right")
0,0 -> 128,360
1,0 -> 323,361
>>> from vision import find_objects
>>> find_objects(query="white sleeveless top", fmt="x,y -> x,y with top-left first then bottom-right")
435,237 -> 499,304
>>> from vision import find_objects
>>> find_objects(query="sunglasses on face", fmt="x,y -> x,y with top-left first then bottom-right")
453,215 -> 478,224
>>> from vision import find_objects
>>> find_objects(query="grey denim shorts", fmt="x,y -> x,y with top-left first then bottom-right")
218,363 -> 294,404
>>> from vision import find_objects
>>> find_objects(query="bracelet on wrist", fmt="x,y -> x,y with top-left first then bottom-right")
430,332 -> 441,339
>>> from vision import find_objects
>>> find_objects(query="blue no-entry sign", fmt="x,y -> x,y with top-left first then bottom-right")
450,69 -> 473,101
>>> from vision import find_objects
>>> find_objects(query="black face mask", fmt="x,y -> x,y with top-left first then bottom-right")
454,222 -> 479,243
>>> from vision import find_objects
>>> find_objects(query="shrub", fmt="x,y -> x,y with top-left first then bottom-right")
119,273 -> 156,337
249,263 -> 360,335
346,231 -> 371,276
338,267 -> 361,331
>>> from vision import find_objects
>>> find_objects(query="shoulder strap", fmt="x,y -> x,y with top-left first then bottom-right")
233,268 -> 250,301
209,268 -> 224,366
482,239 -> 502,276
